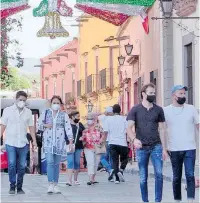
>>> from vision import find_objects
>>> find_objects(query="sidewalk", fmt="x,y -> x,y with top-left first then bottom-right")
125,161 -> 199,183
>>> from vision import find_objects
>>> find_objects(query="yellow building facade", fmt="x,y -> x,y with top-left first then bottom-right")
77,15 -> 121,118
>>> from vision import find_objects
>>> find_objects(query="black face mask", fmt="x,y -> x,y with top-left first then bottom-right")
74,118 -> 80,123
146,95 -> 156,103
177,97 -> 186,105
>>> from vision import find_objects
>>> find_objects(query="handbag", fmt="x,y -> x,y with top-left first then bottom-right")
66,124 -> 79,154
0,150 -> 8,169
94,143 -> 106,154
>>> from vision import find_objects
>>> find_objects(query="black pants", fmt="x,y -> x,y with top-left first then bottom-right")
110,144 -> 128,177
169,150 -> 196,201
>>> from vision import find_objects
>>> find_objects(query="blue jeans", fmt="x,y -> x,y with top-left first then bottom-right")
169,150 -> 196,201
67,149 -> 82,169
6,144 -> 28,189
136,144 -> 163,202
45,153 -> 61,183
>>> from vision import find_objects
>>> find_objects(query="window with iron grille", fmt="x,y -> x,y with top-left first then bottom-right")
77,80 -> 81,97
65,92 -> 72,104
185,43 -> 193,104
87,75 -> 92,93
99,69 -> 106,89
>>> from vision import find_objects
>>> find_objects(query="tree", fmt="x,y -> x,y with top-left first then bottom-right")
4,68 -> 31,91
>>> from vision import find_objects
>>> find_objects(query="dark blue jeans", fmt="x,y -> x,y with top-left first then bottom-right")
169,150 -> 196,201
136,144 -> 163,202
6,144 -> 28,190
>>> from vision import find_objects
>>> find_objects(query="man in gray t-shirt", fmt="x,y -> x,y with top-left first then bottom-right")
164,85 -> 199,203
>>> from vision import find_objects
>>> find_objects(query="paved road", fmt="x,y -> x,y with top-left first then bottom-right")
1,172 -> 199,202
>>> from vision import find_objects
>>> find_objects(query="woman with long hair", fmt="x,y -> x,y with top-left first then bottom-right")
66,111 -> 85,186
38,95 -> 73,194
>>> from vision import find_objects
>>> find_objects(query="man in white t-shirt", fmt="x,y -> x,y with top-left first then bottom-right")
164,85 -> 200,203
103,104 -> 128,184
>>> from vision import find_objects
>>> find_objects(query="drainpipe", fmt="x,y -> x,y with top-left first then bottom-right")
162,19 -> 174,106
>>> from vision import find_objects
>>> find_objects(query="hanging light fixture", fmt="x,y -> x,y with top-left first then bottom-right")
160,0 -> 173,17
124,43 -> 133,56
118,55 -> 125,66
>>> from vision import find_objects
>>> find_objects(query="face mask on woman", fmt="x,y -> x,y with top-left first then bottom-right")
51,104 -> 60,111
87,120 -> 94,125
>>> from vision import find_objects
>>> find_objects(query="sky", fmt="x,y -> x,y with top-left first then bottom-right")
8,0 -> 82,65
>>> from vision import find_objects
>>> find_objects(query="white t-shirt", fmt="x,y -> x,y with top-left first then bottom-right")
103,115 -> 127,147
164,104 -> 199,151
98,115 -> 110,142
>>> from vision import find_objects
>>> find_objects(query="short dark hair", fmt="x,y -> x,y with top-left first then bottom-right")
50,95 -> 63,104
16,91 -> 28,99
69,111 -> 79,119
140,83 -> 156,99
113,104 -> 121,114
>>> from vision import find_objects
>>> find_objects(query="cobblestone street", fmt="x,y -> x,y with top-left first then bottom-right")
1,172 -> 199,202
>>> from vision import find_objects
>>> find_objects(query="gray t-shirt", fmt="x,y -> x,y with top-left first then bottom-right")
164,104 -> 199,151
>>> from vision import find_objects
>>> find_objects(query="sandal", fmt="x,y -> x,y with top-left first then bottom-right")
93,181 -> 99,184
66,182 -> 72,186
87,181 -> 93,185
74,181 -> 81,185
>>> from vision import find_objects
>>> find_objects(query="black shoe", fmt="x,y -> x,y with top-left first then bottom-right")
108,169 -> 114,181
17,189 -> 25,194
9,188 -> 15,195
87,181 -> 93,185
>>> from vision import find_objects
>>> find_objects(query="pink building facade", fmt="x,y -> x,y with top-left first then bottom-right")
40,38 -> 78,107
117,2 -> 162,114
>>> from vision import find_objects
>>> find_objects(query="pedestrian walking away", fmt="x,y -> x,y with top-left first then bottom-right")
1,91 -> 37,195
66,111 -> 85,186
37,95 -> 73,194
127,83 -> 167,202
164,85 -> 200,203
103,104 -> 129,184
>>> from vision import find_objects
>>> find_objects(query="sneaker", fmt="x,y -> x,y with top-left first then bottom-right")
66,182 -> 72,186
74,181 -> 81,185
54,185 -> 61,194
108,169 -> 114,182
9,188 -> 15,195
115,180 -> 120,184
17,189 -> 25,194
117,171 -> 125,182
47,183 -> 54,194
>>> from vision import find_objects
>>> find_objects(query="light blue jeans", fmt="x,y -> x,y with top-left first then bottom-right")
45,153 -> 61,183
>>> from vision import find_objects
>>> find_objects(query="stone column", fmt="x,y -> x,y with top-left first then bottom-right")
162,20 -> 174,106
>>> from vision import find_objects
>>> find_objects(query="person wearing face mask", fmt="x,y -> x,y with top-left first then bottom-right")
127,83 -> 167,202
37,95 -> 73,194
81,113 -> 105,185
1,91 -> 37,195
66,111 -> 85,186
164,85 -> 199,203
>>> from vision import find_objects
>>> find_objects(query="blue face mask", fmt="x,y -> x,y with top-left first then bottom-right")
87,120 -> 94,125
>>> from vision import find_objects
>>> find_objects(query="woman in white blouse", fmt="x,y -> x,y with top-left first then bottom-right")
38,95 -> 73,194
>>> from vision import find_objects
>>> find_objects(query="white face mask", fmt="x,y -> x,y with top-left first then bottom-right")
17,101 -> 25,109
51,104 -> 60,111
87,120 -> 94,125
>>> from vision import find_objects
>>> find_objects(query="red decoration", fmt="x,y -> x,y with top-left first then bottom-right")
140,10 -> 149,34
0,151 -> 8,169
75,4 -> 129,26
1,4 -> 30,19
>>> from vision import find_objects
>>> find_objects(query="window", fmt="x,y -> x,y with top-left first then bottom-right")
185,43 -> 193,104
77,80 -> 81,97
54,82 -> 56,95
87,75 -> 92,93
96,56 -> 99,90
65,92 -> 72,104
85,62 -> 88,93
45,84 -> 48,99
61,79 -> 64,100
99,69 -> 106,89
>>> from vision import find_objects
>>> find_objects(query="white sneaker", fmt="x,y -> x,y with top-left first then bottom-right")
74,181 -> 81,185
115,180 -> 120,184
54,184 -> 61,194
117,171 -> 125,182
47,183 -> 54,194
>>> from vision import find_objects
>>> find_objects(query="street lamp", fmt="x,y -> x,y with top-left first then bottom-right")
118,55 -> 125,66
87,100 -> 94,113
160,0 -> 173,17
124,43 -> 133,56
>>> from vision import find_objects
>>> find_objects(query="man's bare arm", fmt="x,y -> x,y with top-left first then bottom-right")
127,120 -> 136,142
29,126 -> 37,146
158,122 -> 167,150
1,125 -> 6,138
